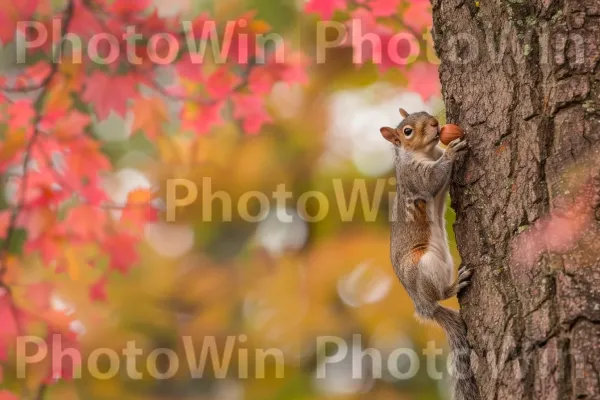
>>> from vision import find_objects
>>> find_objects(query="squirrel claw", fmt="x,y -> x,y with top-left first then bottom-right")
458,268 -> 473,282
457,280 -> 471,293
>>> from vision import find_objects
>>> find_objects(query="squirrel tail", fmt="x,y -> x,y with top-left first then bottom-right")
431,305 -> 480,400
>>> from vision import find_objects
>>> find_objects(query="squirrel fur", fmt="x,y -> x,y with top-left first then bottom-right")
380,108 -> 480,400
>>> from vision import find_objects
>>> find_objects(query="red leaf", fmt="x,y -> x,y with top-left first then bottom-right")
70,0 -> 105,39
64,205 -> 107,241
0,0 -> 39,43
7,100 -> 35,128
82,71 -> 144,119
0,289 -> 20,361
121,189 -> 158,226
41,110 -> 90,139
0,390 -> 18,400
109,0 -> 152,20
45,331 -> 80,382
249,67 -> 275,95
24,282 -> 54,311
103,233 -> 140,274
89,277 -> 108,302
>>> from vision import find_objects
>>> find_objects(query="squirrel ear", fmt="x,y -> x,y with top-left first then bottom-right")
380,127 -> 400,145
399,108 -> 409,118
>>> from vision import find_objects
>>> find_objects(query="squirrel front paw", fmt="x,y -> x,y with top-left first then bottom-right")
445,138 -> 468,161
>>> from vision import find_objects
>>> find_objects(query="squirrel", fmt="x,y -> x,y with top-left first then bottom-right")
380,108 -> 480,400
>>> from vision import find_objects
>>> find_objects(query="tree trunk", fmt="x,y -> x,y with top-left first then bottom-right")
431,0 -> 600,399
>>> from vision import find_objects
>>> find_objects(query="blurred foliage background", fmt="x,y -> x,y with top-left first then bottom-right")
0,0 -> 462,399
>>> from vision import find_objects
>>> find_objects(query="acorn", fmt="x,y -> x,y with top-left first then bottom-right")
440,124 -> 464,146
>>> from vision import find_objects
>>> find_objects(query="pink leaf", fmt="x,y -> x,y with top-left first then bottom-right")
231,94 -> 272,135
206,68 -> 242,99
511,183 -> 596,269
305,0 -> 348,20
403,0 -> 432,32
175,53 -> 205,81
249,67 -> 275,95
181,101 -> 225,135
406,63 -> 441,100
368,0 -> 401,17
279,52 -> 310,85
7,100 -> 35,128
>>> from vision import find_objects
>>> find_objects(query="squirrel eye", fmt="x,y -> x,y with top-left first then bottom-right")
403,127 -> 413,136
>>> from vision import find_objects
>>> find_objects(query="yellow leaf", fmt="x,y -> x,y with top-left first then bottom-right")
64,245 -> 81,281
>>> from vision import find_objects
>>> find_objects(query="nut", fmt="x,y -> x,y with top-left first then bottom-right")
440,124 -> 464,145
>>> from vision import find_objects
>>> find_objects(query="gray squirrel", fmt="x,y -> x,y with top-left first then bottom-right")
380,108 -> 480,400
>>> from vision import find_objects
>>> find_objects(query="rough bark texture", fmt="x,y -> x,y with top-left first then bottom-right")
431,0 -> 600,399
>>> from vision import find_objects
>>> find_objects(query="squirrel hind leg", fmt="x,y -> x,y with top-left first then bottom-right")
443,267 -> 474,300
418,251 -> 454,300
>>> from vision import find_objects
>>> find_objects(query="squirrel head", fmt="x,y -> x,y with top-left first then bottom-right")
380,108 -> 440,153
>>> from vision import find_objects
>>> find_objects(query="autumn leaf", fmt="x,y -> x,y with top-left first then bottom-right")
65,206 -> 108,243
403,0 -> 433,32
61,136 -> 111,185
0,390 -> 18,400
82,71 -> 144,119
0,288 -> 20,361
0,127 -> 27,166
206,67 -> 242,99
305,0 -> 348,20
109,0 -> 153,19
121,188 -> 158,226
131,97 -> 169,139
44,60 -> 84,112
103,233 -> 140,274
368,0 -> 401,17
181,101 -> 225,135
231,93 -> 272,134
89,276 -> 108,302
406,62 -> 441,101
0,0 -> 39,43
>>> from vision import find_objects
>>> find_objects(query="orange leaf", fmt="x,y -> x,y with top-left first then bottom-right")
127,188 -> 153,204
131,96 -> 169,139
0,127 -> 26,164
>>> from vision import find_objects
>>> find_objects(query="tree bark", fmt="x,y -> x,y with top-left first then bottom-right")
431,0 -> 600,399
